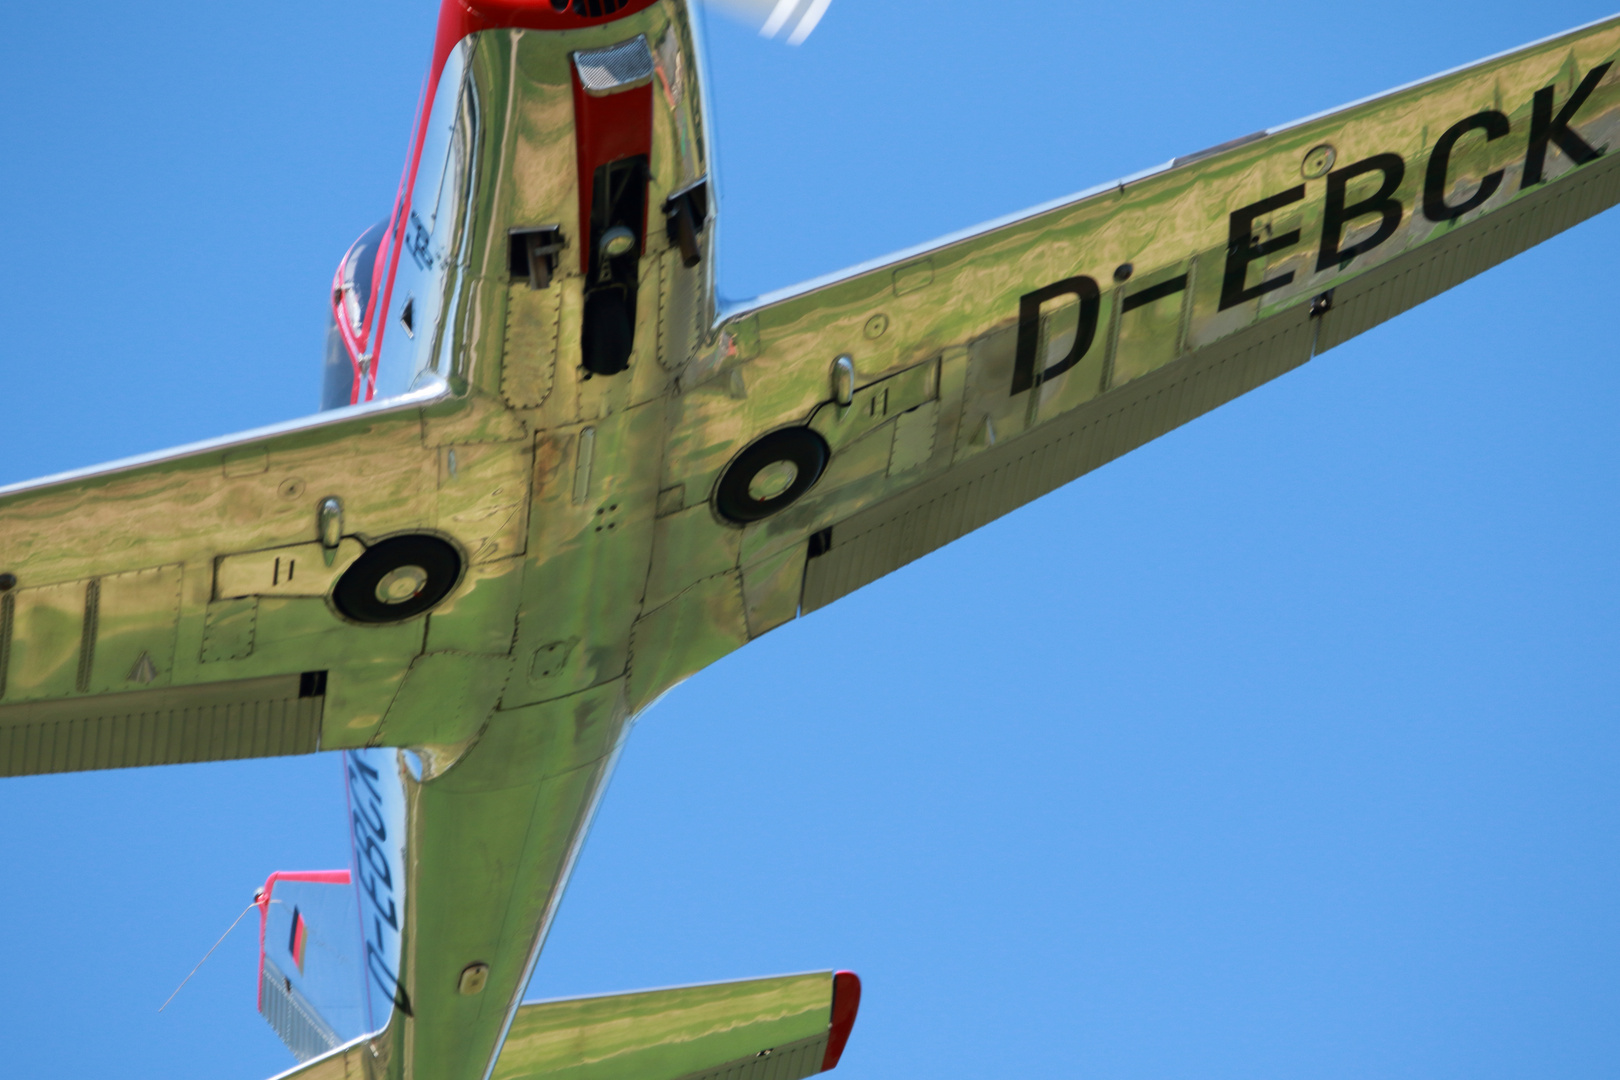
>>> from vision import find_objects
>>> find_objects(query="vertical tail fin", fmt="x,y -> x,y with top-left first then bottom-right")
343,747 -> 412,1031
255,870 -> 365,1062
255,748 -> 413,1062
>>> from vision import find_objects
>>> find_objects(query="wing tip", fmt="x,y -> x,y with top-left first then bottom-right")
821,970 -> 862,1071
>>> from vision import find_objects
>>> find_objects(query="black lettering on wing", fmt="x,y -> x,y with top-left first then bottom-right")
1219,187 -> 1304,311
1121,274 -> 1188,312
1523,62 -> 1612,188
1424,111 -> 1511,221
1010,276 -> 1101,395
1317,154 -> 1406,272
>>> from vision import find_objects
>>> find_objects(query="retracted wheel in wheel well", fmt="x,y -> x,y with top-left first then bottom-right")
333,535 -> 463,624
714,427 -> 830,524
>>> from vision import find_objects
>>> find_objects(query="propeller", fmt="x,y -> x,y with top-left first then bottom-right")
703,0 -> 833,45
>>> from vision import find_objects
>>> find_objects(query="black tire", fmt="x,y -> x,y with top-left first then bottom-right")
333,535 -> 462,624
714,427 -> 830,524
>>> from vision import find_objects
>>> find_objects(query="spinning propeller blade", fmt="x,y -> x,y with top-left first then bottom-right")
703,0 -> 833,45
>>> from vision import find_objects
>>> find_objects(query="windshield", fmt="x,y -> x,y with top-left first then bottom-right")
370,40 -> 479,402
322,40 -> 478,409
339,218 -> 389,339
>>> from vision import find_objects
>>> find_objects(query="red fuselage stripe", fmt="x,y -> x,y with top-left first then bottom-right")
572,76 -> 655,272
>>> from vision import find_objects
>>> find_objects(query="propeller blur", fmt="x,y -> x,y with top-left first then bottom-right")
705,0 -> 833,44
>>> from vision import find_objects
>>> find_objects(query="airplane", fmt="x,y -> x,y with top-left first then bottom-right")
3,2 -> 1620,1080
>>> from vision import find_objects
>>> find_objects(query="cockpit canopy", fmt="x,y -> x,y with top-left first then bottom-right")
322,218 -> 390,411
318,39 -> 480,413
339,219 -> 389,343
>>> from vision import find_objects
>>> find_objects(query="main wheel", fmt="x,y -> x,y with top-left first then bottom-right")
333,535 -> 462,624
714,427 -> 830,524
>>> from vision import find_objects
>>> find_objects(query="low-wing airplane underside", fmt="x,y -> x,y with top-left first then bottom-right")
3,2 -> 1620,1078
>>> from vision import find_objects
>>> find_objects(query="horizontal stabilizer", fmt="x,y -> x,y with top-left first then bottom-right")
263,1034 -> 369,1080
493,970 -> 861,1080
261,971 -> 860,1080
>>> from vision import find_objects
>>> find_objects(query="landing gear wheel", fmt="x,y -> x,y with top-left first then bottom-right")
333,535 -> 462,624
714,427 -> 830,524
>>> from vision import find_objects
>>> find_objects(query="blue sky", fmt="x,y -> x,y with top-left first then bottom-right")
2,2 -> 1619,1078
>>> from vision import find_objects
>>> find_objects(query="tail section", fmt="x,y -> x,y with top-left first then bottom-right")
256,747 -> 412,1063
254,752 -> 865,1080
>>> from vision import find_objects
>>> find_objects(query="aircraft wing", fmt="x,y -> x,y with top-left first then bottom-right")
640,15 -> 1620,692
0,384 -> 533,777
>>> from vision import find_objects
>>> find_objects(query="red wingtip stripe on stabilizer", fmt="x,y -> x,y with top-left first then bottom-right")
822,971 -> 862,1071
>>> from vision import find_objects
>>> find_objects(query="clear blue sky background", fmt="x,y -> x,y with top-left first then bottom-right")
1,2 -> 1618,1078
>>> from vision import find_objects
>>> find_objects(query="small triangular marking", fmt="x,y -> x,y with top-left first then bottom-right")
129,652 -> 158,685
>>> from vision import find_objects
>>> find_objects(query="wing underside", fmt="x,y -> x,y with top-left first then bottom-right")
800,151 -> 1620,610
648,18 -> 1620,663
0,386 -> 533,779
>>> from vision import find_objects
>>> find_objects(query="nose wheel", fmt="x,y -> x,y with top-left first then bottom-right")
333,535 -> 462,623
